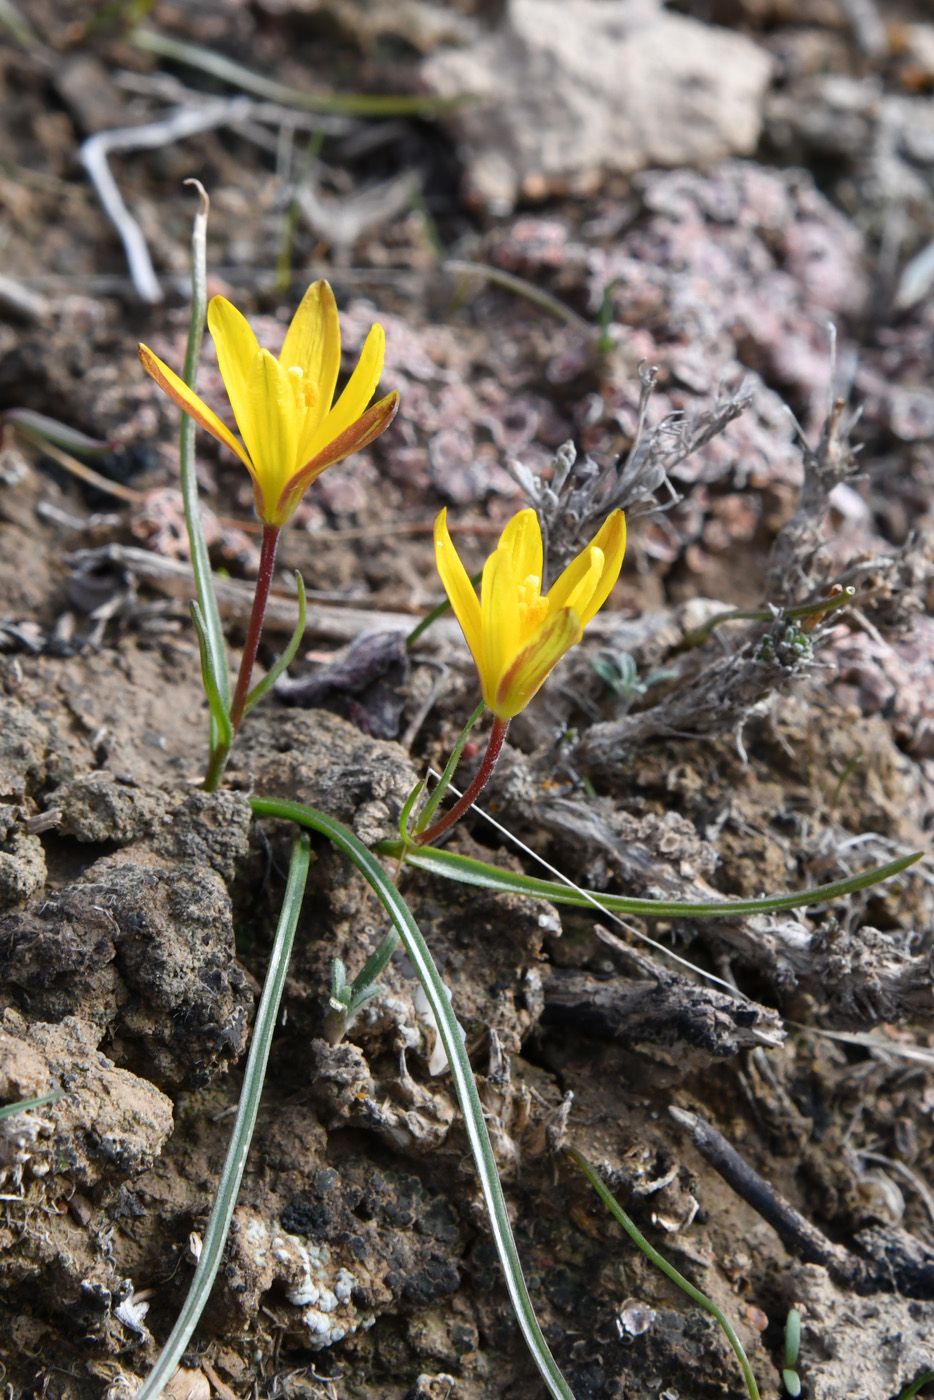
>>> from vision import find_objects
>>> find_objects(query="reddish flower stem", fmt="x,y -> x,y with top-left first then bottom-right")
413,715 -> 509,846
229,522 -> 280,733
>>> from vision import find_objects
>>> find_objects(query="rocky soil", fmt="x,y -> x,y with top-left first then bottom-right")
1,3 -> 934,1400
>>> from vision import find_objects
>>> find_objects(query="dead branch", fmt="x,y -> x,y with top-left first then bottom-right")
671,1106 -> 934,1299
543,966 -> 784,1064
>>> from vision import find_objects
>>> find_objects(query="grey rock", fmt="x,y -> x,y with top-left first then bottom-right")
421,0 -> 773,212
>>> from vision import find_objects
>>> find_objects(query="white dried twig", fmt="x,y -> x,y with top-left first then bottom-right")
80,98 -> 252,302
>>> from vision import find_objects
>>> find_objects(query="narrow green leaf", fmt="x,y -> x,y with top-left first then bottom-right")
895,1370 -> 934,1400
684,587 -> 856,648
191,603 -> 233,750
251,797 -> 576,1400
406,593 -> 453,649
378,842 -> 922,919
445,260 -> 596,339
3,408 -> 119,455
784,1308 -> 801,1368
133,27 -> 469,116
330,956 -> 348,1001
176,181 -> 231,748
398,780 -> 426,841
414,698 -> 486,834
347,927 -> 400,1004
567,1147 -> 760,1400
0,1091 -> 62,1120
406,569 -> 483,649
136,831 -> 311,1400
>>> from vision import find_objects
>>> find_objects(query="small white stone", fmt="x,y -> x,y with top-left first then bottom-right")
288,1282 -> 319,1307
302,1307 -> 332,1337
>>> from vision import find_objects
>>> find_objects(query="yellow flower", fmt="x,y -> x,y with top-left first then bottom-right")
435,506 -> 626,720
139,281 -> 399,527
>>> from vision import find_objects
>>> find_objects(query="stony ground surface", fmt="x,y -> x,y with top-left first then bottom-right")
1,3 -> 934,1400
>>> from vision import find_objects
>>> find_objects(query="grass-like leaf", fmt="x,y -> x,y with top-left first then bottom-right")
177,181 -> 231,751
2,408 -> 119,454
133,27 -> 469,117
567,1146 -> 760,1400
190,602 -> 233,751
244,571 -> 307,713
251,796 -> 577,1400
895,1371 -> 934,1400
378,841 -> 922,919
0,1091 -> 62,1120
413,699 -> 486,835
135,831 -> 310,1400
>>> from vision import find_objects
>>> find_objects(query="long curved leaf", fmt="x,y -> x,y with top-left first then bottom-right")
377,841 -> 922,919
136,831 -> 310,1400
251,797 -> 576,1400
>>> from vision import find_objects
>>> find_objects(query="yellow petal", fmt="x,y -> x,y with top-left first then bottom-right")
559,546 -> 604,620
303,322 -> 386,465
275,391 -> 400,525
576,510 -> 626,626
207,297 -> 260,437
434,508 -> 483,667
547,509 -> 626,627
493,609 -> 581,719
243,350 -> 299,507
498,508 -> 543,585
138,344 -> 254,474
279,280 -> 341,421
480,545 -> 522,708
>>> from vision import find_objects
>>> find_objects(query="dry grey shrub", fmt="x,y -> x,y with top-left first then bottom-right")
509,365 -> 754,578
509,369 -> 885,770
765,394 -> 864,606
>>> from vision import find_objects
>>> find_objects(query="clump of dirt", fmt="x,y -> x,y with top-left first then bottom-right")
0,1009 -> 173,1355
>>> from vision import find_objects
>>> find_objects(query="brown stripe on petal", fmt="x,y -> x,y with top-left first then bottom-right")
275,390 -> 400,522
138,344 -> 255,475
492,609 -> 581,719
139,346 -> 185,404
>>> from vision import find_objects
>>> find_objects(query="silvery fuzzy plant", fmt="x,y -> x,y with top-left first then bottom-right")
504,362 -> 877,773
509,362 -> 753,575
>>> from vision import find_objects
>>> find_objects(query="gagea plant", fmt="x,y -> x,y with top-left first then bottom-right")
140,271 -> 398,784
140,281 -> 398,531
409,506 -> 626,845
132,192 -> 921,1400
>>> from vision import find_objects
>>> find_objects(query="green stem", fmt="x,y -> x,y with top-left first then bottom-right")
566,1146 -> 760,1400
178,181 -> 230,747
135,831 -> 311,1400
413,699 -> 486,836
229,523 -> 281,733
414,714 -> 509,846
